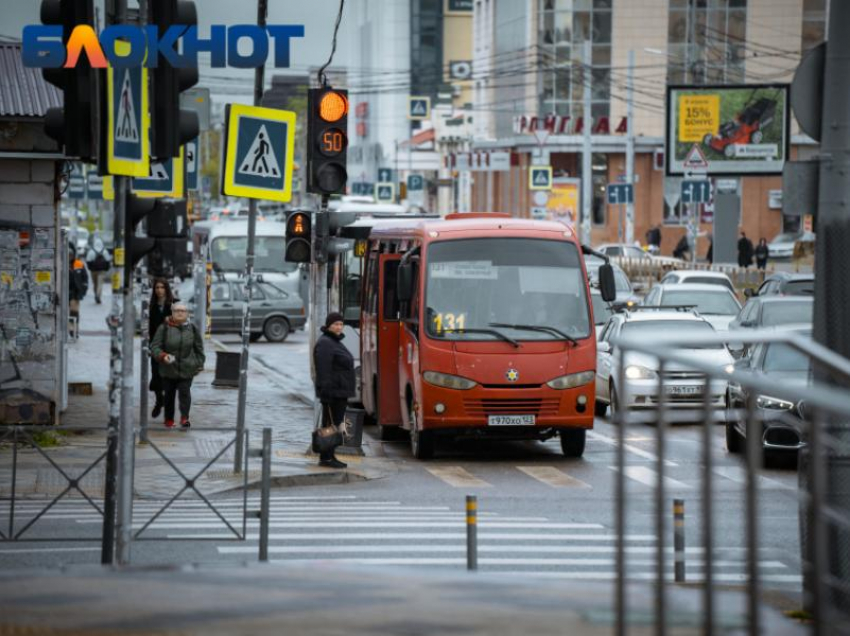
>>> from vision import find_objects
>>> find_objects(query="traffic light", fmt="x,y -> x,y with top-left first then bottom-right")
40,0 -> 100,162
285,211 -> 312,263
149,0 -> 200,160
126,196 -> 189,276
307,88 -> 348,195
126,194 -> 157,268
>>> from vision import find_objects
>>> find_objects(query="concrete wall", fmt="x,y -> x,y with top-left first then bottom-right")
0,158 -> 61,424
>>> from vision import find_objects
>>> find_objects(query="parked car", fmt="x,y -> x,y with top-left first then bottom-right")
595,308 -> 733,417
751,272 -> 814,297
768,231 -> 815,259
590,288 -> 615,339
727,296 -> 814,357
725,328 -> 812,461
641,283 -> 742,331
188,279 -> 306,342
659,270 -> 736,294
586,258 -> 640,306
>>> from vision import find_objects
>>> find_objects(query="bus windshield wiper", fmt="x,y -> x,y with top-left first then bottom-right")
441,328 -> 520,348
489,322 -> 578,346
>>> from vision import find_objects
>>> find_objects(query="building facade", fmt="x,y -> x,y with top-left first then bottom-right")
469,0 -> 827,259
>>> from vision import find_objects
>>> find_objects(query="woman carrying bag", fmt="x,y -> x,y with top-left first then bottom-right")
148,278 -> 173,419
313,312 -> 354,468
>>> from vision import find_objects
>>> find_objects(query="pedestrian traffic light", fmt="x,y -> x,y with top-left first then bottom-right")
40,0 -> 100,163
126,194 -> 157,268
149,0 -> 200,160
285,211 -> 312,263
126,196 -> 189,275
307,88 -> 348,195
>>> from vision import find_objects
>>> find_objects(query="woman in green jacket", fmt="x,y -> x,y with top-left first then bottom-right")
150,303 -> 205,429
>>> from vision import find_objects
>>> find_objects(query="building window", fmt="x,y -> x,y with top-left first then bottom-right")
538,0 -> 611,120
801,0 -> 826,53
667,0 -> 748,86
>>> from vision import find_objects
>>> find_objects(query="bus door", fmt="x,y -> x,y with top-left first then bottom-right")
376,253 -> 403,426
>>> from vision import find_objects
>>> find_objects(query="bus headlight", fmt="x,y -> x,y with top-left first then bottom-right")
423,371 -> 477,390
547,371 -> 595,390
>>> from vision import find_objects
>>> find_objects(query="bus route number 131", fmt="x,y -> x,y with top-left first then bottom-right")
433,312 -> 466,333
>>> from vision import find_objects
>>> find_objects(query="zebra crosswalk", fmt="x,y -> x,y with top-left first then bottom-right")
2,495 -> 801,587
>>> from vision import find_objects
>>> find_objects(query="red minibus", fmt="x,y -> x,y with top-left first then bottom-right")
359,213 -> 615,459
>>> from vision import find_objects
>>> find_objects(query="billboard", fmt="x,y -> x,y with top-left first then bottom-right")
666,84 -> 790,176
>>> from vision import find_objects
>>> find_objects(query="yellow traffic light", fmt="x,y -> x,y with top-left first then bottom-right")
319,91 -> 348,123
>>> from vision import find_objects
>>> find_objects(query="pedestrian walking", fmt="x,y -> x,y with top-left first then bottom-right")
68,245 -> 88,338
673,234 -> 690,260
148,278 -> 173,419
754,237 -> 769,270
737,231 -> 754,268
645,224 -> 662,251
150,303 -> 205,429
313,312 -> 354,469
706,237 -> 713,265
84,236 -> 111,304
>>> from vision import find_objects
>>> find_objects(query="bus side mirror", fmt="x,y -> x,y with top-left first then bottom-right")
397,263 -> 413,302
599,264 -> 617,302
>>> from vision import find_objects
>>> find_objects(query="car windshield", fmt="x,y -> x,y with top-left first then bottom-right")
762,300 -> 813,326
425,238 -> 591,341
211,237 -> 298,274
784,280 -> 814,295
763,343 -> 812,373
621,320 -> 723,348
683,276 -> 734,291
662,290 -> 740,315
591,294 -> 613,325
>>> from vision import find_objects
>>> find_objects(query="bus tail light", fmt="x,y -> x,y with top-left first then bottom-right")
423,371 -> 477,390
547,371 -> 595,390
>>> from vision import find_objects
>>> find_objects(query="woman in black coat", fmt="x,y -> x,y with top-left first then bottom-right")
148,278 -> 173,418
313,312 -> 355,468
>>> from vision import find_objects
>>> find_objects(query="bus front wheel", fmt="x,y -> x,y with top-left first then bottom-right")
560,428 -> 586,458
409,402 -> 434,460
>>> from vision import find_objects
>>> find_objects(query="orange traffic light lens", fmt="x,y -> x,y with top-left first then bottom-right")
319,91 -> 348,122
289,214 -> 308,236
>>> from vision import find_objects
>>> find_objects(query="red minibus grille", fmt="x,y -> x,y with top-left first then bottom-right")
463,398 -> 560,416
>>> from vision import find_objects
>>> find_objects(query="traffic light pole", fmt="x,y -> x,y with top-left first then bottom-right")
310,201 -> 330,431
234,0 -> 269,474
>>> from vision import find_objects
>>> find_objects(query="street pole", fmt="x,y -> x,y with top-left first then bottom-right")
138,273 -> 149,443
310,201 -> 329,430
581,39 -> 593,246
625,49 -> 635,245
234,0 -> 269,474
814,0 -> 850,610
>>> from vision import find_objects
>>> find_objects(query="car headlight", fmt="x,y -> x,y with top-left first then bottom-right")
625,365 -> 657,380
756,395 -> 794,410
723,364 -> 735,375
547,371 -> 595,390
423,371 -> 477,390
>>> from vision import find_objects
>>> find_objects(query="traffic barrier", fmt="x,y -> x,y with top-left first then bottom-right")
466,495 -> 477,571
613,257 -> 771,297
212,351 -> 241,387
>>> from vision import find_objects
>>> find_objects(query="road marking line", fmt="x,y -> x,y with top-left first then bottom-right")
613,466 -> 691,489
426,466 -> 492,488
257,557 -> 789,567
0,547 -> 100,554
712,465 -> 792,490
173,531 -> 649,541
119,521 -> 605,530
589,431 -> 678,467
517,466 -> 591,489
504,572 -> 802,584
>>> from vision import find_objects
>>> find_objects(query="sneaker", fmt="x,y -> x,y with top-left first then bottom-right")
164,419 -> 175,429
151,403 -> 162,418
319,458 -> 347,469
180,417 -> 191,429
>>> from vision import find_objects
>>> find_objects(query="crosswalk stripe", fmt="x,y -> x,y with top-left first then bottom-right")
258,557 -> 786,567
503,572 -> 803,584
517,466 -> 591,488
588,431 -> 678,467
171,532 -> 646,541
425,466 -> 492,488
712,466 -> 791,490
118,521 -> 606,530
0,547 -> 101,554
614,466 -> 691,489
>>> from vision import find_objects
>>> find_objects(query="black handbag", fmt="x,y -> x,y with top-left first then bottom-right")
312,405 -> 344,453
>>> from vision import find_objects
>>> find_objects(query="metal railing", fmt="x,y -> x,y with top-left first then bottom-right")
610,329 -> 850,636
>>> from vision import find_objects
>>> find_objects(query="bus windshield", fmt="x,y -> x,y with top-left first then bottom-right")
211,237 -> 298,274
425,238 -> 591,341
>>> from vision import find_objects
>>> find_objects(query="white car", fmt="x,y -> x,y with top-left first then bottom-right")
642,283 -> 741,332
768,231 -> 815,259
595,309 -> 733,416
658,270 -> 735,294
595,242 -> 684,267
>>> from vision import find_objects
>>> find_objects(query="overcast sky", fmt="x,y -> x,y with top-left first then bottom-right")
0,0 -> 351,105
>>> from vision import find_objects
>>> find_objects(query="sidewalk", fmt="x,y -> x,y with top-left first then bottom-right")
0,562 -> 806,635
3,286 -> 390,500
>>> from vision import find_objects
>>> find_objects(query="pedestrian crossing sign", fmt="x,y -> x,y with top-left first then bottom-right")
375,182 -> 395,202
408,96 -> 431,121
222,103 -> 296,202
529,166 -> 553,190
106,40 -> 150,177
132,148 -> 185,198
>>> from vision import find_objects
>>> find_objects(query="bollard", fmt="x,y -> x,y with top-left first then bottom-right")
466,495 -> 477,571
259,428 -> 272,562
674,498 -> 686,582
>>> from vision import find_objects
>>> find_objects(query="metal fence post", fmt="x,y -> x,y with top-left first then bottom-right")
259,428 -> 272,562
466,495 -> 477,571
674,499 -> 685,583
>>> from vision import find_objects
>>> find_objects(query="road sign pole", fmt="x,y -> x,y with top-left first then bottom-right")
234,0 -> 269,474
625,49 -> 635,244
581,39 -> 593,246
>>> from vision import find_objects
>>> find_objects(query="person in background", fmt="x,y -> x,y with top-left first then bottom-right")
754,237 -> 769,270
737,231 -> 754,269
85,235 -> 111,304
148,278 -> 173,419
150,303 -> 205,429
68,245 -> 88,337
313,312 -> 354,469
706,237 -> 714,265
672,234 -> 690,260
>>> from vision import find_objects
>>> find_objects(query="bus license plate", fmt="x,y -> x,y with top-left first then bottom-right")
488,415 -> 536,426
